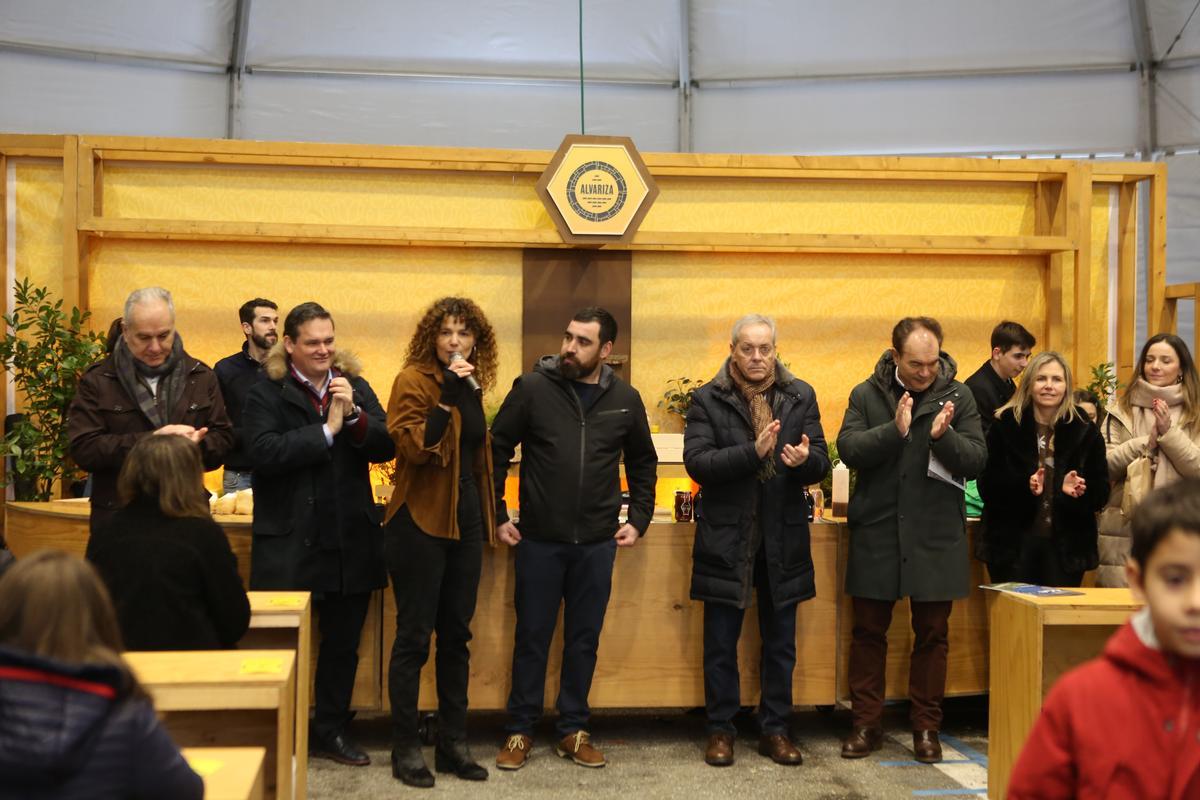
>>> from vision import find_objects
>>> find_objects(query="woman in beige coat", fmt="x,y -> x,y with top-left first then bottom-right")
1098,333 -> 1200,585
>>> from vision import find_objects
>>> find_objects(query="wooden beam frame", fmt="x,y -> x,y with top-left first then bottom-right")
43,134 -> 1163,385
1163,282 -> 1200,360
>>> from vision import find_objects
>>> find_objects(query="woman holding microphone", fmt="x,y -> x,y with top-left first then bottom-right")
384,296 -> 498,788
978,351 -> 1109,587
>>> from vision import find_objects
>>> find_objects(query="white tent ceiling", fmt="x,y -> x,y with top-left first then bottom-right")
1,0 -> 1198,342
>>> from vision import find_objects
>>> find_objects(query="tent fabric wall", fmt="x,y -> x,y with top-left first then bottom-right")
1,0 -> 1198,346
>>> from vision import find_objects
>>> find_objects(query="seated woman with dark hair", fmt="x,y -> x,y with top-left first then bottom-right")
86,434 -> 250,651
0,550 -> 203,799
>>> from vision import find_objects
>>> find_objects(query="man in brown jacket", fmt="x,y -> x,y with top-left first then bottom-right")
68,287 -> 233,533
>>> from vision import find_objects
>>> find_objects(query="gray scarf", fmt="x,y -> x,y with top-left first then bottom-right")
112,334 -> 187,428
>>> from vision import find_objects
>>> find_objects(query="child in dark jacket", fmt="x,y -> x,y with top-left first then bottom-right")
1007,479 -> 1200,799
0,550 -> 202,799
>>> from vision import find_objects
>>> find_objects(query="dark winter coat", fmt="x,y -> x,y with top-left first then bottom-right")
836,350 -> 987,602
684,360 -> 830,609
0,645 -> 202,800
86,497 -> 251,651
243,348 -> 395,593
68,349 -> 233,533
214,341 -> 268,472
977,407 -> 1110,575
491,355 -> 658,543
964,360 -> 1014,437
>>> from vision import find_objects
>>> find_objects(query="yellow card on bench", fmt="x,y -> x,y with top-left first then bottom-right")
187,757 -> 224,777
267,595 -> 305,607
239,657 -> 284,675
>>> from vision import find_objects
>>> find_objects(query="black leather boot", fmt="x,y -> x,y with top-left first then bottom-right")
392,745 -> 434,788
434,738 -> 489,781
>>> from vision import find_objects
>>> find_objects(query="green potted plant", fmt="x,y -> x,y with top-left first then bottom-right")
0,279 -> 108,501
1085,361 -> 1123,411
659,376 -> 705,428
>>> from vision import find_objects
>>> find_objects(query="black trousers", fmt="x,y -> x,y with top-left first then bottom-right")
312,589 -> 373,741
987,536 -> 1084,588
505,537 -> 617,737
385,478 -> 484,747
703,547 -> 799,735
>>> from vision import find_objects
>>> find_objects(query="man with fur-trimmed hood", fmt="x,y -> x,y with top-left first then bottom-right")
243,301 -> 394,768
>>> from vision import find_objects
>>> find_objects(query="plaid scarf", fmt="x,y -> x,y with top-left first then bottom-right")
112,334 -> 187,428
728,357 -> 777,482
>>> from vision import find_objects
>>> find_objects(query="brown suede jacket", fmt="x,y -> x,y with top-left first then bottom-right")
383,361 -> 496,543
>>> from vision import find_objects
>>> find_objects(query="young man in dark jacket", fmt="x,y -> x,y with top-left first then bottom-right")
213,297 -> 278,494
491,307 -> 657,771
684,314 -> 829,768
243,302 -> 395,768
67,287 -> 233,534
963,320 -> 1035,436
836,317 -> 987,764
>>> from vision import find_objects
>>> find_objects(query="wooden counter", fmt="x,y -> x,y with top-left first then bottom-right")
127,650 -> 295,800
6,500 -> 995,713
182,747 -> 266,800
987,587 -> 1138,800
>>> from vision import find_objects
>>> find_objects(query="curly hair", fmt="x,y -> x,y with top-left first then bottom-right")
403,296 -> 499,392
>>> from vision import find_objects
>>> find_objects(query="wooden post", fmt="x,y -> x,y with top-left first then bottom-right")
1036,176 -> 1068,352
1070,166 -> 1093,380
1116,183 -> 1139,385
1147,167 -> 1168,336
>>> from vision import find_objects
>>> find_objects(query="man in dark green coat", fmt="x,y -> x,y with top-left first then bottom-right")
836,317 -> 987,764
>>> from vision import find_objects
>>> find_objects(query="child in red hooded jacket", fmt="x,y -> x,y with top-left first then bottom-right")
1007,479 -> 1200,799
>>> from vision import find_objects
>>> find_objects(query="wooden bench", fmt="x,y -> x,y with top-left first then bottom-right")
987,587 -> 1139,800
126,650 -> 296,800
182,747 -> 265,800
242,591 -> 311,800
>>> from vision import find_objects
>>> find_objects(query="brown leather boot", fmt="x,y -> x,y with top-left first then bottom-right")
913,730 -> 942,763
840,727 -> 884,759
704,733 -> 734,767
556,730 -> 605,768
758,734 -> 802,765
495,734 -> 532,770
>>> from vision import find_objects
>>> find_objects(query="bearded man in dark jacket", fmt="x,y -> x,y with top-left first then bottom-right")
684,314 -> 829,768
836,317 -> 987,764
68,287 -> 233,534
490,307 -> 657,771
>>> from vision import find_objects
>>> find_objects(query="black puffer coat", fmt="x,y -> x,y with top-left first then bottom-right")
0,645 -> 202,800
684,360 -> 830,609
977,407 -> 1110,575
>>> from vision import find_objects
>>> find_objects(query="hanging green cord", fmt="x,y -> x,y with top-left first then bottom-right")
578,0 -> 585,134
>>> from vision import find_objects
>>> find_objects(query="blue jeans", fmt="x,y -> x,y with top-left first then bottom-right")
703,548 -> 799,735
222,469 -> 253,494
505,537 -> 617,737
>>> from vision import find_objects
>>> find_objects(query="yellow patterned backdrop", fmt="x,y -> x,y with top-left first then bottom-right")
11,157 -> 1117,447
14,160 -> 64,291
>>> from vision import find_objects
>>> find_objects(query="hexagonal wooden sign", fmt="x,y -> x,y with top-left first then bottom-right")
536,134 -> 659,244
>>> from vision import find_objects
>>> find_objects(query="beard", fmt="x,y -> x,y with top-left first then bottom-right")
251,332 -> 277,351
560,352 -> 600,380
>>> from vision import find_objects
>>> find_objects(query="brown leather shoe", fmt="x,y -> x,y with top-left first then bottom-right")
913,730 -> 942,763
556,730 -> 606,768
495,734 -> 532,770
840,727 -> 884,759
757,733 -> 803,765
704,733 -> 735,767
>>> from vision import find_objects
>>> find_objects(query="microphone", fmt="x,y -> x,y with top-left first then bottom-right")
449,351 -> 482,394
